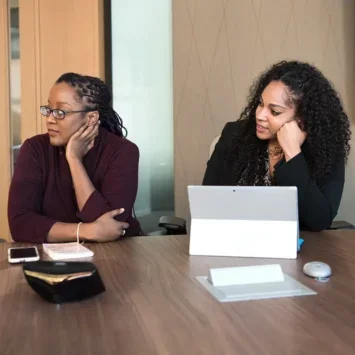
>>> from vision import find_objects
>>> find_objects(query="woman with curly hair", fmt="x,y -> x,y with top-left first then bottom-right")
203,60 -> 351,231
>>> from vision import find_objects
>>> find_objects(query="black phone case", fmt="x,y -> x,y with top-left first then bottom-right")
23,261 -> 105,304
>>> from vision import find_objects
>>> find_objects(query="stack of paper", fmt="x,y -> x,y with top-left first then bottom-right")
42,243 -> 94,260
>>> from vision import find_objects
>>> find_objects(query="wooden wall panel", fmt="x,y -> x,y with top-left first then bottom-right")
19,0 -> 41,140
0,0 -> 12,240
0,0 -> 105,240
20,0 -> 105,138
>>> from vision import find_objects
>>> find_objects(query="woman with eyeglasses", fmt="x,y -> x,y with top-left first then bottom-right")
8,73 -> 142,243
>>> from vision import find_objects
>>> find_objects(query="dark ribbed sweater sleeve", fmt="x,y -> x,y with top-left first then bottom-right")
8,140 -> 58,243
274,152 -> 345,231
76,141 -> 139,223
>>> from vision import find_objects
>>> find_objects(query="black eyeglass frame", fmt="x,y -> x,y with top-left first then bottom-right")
40,105 -> 96,120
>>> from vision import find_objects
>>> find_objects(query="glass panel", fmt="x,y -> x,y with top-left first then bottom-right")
8,0 -> 21,171
111,0 -> 174,234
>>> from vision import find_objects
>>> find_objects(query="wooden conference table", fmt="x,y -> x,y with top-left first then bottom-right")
0,231 -> 355,355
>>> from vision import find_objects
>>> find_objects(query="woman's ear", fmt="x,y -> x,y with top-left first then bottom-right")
86,111 -> 99,126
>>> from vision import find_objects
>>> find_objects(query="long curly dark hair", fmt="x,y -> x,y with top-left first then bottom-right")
56,73 -> 127,137
228,60 -> 351,185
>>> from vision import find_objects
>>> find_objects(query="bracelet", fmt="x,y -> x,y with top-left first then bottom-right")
76,222 -> 83,244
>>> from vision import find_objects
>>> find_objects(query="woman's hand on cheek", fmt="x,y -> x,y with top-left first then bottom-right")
66,121 -> 100,162
277,120 -> 307,161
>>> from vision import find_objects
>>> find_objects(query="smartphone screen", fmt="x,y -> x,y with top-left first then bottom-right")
10,247 -> 38,259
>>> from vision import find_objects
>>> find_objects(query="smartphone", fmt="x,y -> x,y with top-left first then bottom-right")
8,246 -> 40,263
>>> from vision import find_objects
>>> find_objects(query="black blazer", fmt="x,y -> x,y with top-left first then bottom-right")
202,121 -> 345,231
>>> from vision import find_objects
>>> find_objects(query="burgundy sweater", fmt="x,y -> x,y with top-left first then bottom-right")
8,128 -> 142,243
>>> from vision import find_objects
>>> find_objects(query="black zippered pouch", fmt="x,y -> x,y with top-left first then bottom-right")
23,261 -> 105,303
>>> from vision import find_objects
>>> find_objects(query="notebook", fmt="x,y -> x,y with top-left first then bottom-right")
42,243 -> 94,260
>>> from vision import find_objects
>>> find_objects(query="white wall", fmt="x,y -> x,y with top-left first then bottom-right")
111,0 -> 174,224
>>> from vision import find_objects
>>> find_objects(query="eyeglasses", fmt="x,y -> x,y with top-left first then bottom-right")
40,105 -> 94,120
